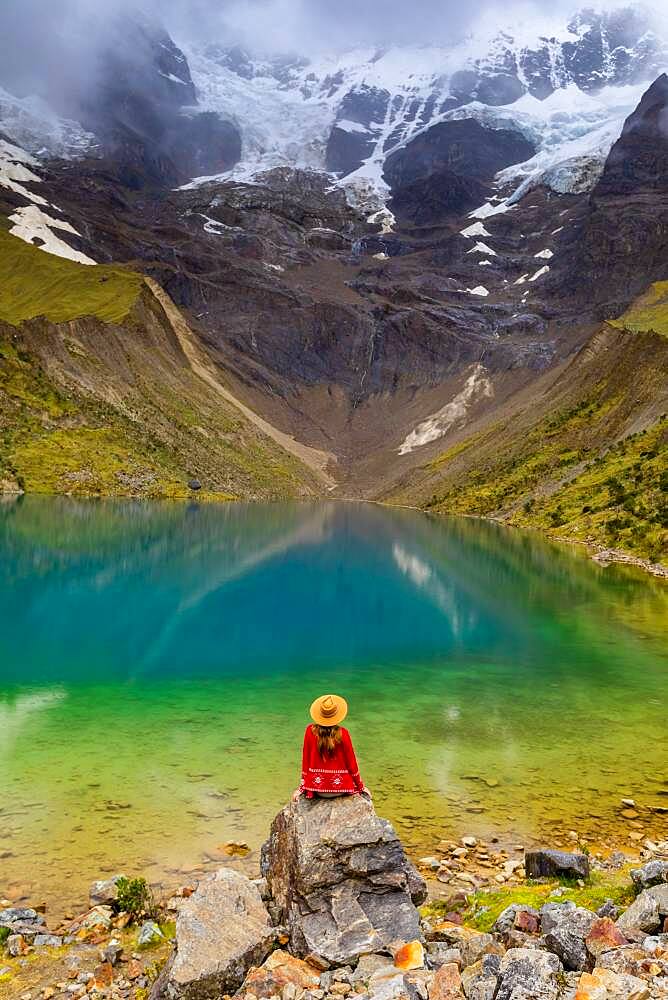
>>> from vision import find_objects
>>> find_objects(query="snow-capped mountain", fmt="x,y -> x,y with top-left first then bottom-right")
171,3 -> 667,213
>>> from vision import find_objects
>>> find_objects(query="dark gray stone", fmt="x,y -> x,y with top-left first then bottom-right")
263,796 -> 426,964
525,850 -> 590,880
493,904 -> 541,938
540,902 -> 597,970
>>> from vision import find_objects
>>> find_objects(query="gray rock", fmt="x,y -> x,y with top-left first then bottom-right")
263,796 -> 426,964
138,920 -> 165,948
0,908 -> 44,927
89,874 -> 126,907
101,939 -> 123,965
351,954 -> 392,984
596,899 -> 620,920
365,966 -> 410,1000
616,884 -> 668,935
630,860 -> 668,890
525,850 -> 590,880
540,902 -> 597,970
493,905 -> 540,938
6,934 -> 26,957
426,942 -> 462,969
152,868 -> 274,999
496,948 -> 563,1000
33,934 -> 63,947
461,954 -> 500,1000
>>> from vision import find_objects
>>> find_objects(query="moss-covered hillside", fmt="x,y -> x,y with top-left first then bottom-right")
0,233 -> 324,500
390,299 -> 668,565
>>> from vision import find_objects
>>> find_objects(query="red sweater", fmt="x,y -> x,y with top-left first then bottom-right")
299,725 -> 365,797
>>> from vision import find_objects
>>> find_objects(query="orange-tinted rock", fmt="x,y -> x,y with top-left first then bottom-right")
575,968 -> 650,999
241,949 -> 321,998
585,917 -> 628,958
126,959 -> 143,980
93,962 -> 113,988
514,910 -> 540,934
393,940 -> 425,971
430,962 -> 464,1000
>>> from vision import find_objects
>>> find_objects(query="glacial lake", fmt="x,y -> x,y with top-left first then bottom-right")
1,496 -> 667,917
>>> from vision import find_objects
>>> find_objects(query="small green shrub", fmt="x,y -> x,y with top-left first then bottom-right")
0,926 -> 10,946
115,877 -> 156,921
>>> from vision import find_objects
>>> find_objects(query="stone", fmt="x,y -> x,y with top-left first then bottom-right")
514,910 -> 540,934
460,955 -> 500,1000
241,950 -> 321,998
493,905 -> 541,939
584,917 -> 628,958
365,966 -> 408,1000
33,934 -> 62,948
262,796 -> 426,964
430,962 -> 464,1000
68,905 -> 113,933
89,875 -> 125,907
595,944 -> 648,977
425,943 -> 462,969
188,479 -> 202,491
93,963 -> 113,989
616,885 -> 668,934
151,868 -> 274,999
101,939 -> 123,965
430,925 -> 502,969
630,860 -> 668,890
0,908 -> 45,927
7,934 -> 29,957
393,941 -> 424,971
127,960 -> 143,981
137,920 -> 165,948
496,949 -> 562,1000
350,955 -> 389,984
461,837 -> 477,848
540,902 -> 597,970
596,900 -> 620,920
574,968 -> 650,999
525,850 -> 590,880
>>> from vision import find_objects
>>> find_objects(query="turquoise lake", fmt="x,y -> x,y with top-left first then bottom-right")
1,496 -> 667,916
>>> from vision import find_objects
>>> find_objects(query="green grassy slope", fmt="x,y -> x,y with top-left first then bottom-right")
0,234 -> 323,500
0,230 -> 143,325
390,305 -> 668,564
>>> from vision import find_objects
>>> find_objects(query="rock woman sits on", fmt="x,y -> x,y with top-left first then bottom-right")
293,694 -> 370,800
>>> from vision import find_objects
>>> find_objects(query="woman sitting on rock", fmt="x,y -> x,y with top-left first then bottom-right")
293,694 -> 370,800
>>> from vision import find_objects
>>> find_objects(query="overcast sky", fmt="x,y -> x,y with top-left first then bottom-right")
0,0 -> 666,106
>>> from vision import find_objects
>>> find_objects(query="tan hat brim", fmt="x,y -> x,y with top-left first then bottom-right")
310,694 -> 348,726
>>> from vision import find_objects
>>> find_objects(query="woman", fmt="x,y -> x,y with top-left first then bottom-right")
293,693 -> 370,799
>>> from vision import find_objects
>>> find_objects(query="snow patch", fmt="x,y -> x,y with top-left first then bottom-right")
398,364 -> 493,455
9,205 -> 96,264
335,119 -> 371,134
469,200 -> 512,219
467,285 -> 489,297
534,249 -> 554,259
466,241 -> 497,256
529,265 -> 550,281
479,260 -> 492,267
460,221 -> 491,238
0,139 -> 49,206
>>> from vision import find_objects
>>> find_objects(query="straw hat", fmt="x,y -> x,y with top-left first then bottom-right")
310,693 -> 348,726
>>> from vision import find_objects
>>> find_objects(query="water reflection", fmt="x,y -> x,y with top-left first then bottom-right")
0,496 -> 667,916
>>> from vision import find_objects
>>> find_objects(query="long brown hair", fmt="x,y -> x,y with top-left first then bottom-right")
312,724 -> 342,758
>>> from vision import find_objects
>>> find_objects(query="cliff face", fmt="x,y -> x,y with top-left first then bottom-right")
564,74 -> 668,314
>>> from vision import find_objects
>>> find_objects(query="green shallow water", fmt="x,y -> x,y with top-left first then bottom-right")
0,496 -> 667,915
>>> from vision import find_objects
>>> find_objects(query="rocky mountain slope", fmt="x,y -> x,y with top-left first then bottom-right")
0,3 -> 666,561
0,231 -> 326,499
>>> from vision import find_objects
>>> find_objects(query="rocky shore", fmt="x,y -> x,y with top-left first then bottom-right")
1,797 -> 667,1000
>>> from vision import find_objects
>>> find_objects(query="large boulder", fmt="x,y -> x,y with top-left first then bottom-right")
616,884 -> 668,936
540,901 -> 597,971
495,948 -> 563,1000
151,868 -> 275,1000
525,849 -> 590,880
262,795 -> 427,965
630,860 -> 668,890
